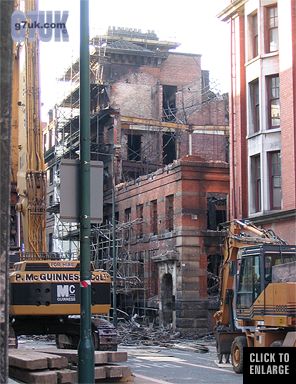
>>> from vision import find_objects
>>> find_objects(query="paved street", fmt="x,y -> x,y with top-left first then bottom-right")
9,337 -> 243,383
120,344 -> 243,384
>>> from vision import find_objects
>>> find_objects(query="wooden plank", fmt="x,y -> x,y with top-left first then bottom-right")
107,351 -> 128,363
35,352 -> 68,369
36,347 -> 110,365
94,366 -> 106,380
36,349 -> 79,364
9,349 -> 68,370
105,365 -> 132,379
56,369 -> 77,384
9,366 -> 57,384
9,350 -> 48,370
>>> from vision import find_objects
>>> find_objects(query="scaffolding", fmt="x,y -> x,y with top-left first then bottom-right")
44,26 -> 229,320
90,218 -> 146,315
45,30 -> 150,316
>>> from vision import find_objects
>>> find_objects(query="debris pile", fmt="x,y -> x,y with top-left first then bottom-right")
116,320 -> 212,353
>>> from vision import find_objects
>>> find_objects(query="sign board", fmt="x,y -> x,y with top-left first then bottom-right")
60,159 -> 103,223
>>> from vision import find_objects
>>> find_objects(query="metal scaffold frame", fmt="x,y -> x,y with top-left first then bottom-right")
90,218 -> 147,316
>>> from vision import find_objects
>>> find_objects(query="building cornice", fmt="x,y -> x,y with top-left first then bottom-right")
217,0 -> 246,22
249,209 -> 296,225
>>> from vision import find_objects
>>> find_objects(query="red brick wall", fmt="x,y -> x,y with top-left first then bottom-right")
115,157 -> 229,301
229,14 -> 248,220
280,67 -> 296,210
160,53 -> 201,85
179,131 -> 228,162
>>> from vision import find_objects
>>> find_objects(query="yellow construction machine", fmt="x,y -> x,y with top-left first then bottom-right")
9,0 -> 117,350
214,219 -> 296,373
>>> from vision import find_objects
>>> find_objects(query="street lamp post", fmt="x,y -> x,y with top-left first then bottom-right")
78,0 -> 94,382
111,152 -> 118,327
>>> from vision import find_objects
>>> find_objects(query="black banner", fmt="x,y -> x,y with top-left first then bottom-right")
243,347 -> 296,384
10,282 -> 110,305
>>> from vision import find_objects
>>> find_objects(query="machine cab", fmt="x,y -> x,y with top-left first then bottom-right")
236,244 -> 296,311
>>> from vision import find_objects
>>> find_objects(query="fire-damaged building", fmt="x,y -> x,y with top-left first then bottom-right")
44,27 -> 229,335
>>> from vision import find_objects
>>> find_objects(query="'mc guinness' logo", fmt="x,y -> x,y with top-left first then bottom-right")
56,284 -> 76,302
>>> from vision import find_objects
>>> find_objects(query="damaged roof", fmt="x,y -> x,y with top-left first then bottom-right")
107,40 -> 153,53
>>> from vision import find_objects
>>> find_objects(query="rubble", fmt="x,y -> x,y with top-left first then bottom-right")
116,320 -> 213,353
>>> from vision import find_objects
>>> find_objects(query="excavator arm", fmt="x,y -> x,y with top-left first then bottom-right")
214,219 -> 286,327
15,0 -> 47,256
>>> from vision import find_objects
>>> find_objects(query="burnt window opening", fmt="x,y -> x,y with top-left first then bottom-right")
127,134 -> 141,161
48,233 -> 53,253
162,85 -> 177,122
150,200 -> 158,235
207,194 -> 227,230
207,254 -> 222,296
49,167 -> 54,184
136,204 -> 143,238
165,194 -> 174,232
163,132 -> 176,165
124,208 -> 131,240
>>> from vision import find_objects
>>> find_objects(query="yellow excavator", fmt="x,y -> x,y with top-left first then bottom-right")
214,219 -> 296,373
9,0 -> 117,350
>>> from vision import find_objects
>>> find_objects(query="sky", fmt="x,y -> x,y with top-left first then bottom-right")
38,0 -> 230,121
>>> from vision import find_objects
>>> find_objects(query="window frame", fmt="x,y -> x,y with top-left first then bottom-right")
267,74 -> 280,129
265,5 -> 278,53
249,79 -> 260,134
251,155 -> 261,213
268,151 -> 281,210
252,12 -> 258,58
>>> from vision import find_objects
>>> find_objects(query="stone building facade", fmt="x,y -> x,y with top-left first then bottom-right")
43,28 -> 230,334
219,0 -> 296,243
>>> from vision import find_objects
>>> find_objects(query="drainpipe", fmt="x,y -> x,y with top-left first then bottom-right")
188,124 -> 193,156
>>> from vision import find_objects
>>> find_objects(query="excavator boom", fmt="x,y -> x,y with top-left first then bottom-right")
15,0 -> 46,256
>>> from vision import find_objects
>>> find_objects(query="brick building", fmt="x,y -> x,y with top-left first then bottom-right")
219,0 -> 296,243
44,28 -> 229,334
108,156 -> 229,335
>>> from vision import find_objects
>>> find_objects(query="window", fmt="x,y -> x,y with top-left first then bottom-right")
150,200 -> 158,235
251,155 -> 261,212
267,75 -> 280,128
266,5 -> 278,53
207,193 -> 227,230
207,254 -> 223,296
49,167 -> 54,184
124,208 -> 131,240
162,85 -> 177,122
43,133 -> 47,153
127,134 -> 141,161
163,132 -> 176,165
268,151 -> 281,209
237,255 -> 261,309
48,233 -> 53,252
251,13 -> 258,58
49,129 -> 53,148
250,79 -> 260,133
165,195 -> 174,231
136,204 -> 143,238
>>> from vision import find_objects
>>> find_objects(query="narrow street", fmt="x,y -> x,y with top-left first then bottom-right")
10,336 -> 243,383
120,345 -> 243,384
